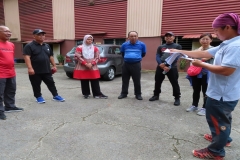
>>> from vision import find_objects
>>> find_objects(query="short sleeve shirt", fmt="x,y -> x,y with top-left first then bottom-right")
23,41 -> 53,74
207,36 -> 240,101
0,41 -> 16,78
120,40 -> 146,63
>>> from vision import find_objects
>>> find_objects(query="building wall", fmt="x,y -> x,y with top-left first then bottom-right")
162,0 -> 240,36
19,0 -> 53,41
74,0 -> 127,39
60,40 -> 76,56
127,0 -> 163,70
127,0 -> 163,37
3,0 -> 21,41
12,42 -> 23,59
52,0 -> 75,39
0,0 -> 4,25
139,37 -> 161,70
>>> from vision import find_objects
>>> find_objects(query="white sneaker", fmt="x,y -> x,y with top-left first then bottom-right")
186,105 -> 198,112
197,108 -> 206,116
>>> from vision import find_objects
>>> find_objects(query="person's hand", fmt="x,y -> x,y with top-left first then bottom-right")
159,63 -> 165,69
51,66 -> 57,74
163,66 -> 170,72
52,66 -> 57,71
28,68 -> 35,75
85,63 -> 93,69
169,49 -> 180,53
192,59 -> 203,67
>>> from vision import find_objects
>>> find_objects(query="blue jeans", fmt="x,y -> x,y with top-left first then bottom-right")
206,97 -> 238,157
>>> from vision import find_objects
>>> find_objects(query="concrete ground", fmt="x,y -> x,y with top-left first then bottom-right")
1,65 -> 240,160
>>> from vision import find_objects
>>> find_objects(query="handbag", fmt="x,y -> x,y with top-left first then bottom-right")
187,65 -> 202,76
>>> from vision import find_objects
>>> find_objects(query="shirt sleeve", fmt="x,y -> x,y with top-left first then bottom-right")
23,44 -> 32,56
156,46 -> 162,64
141,43 -> 147,57
46,44 -> 53,57
222,46 -> 240,68
120,44 -> 125,58
177,44 -> 182,50
92,46 -> 100,65
207,46 -> 219,57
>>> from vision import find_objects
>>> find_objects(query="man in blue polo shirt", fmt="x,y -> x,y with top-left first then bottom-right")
171,13 -> 240,160
118,31 -> 146,100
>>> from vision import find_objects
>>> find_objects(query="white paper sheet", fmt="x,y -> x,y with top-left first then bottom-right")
164,49 -> 193,61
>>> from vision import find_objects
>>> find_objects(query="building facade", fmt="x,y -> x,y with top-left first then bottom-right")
1,0 -> 240,70
162,0 -> 240,49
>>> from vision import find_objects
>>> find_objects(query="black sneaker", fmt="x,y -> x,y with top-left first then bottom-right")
149,96 -> 159,101
84,95 -> 90,99
94,94 -> 108,99
174,98 -> 180,106
0,111 -> 6,120
5,107 -> 24,113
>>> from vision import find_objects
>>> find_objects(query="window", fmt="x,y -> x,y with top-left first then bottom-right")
162,37 -> 192,50
115,39 -> 126,45
113,47 -> 121,55
104,39 -> 126,45
104,39 -> 114,44
108,47 -> 114,54
76,40 -> 83,45
96,46 -> 103,53
69,47 -> 76,54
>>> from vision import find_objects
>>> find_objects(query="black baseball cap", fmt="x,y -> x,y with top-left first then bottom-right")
164,32 -> 174,36
33,29 -> 46,35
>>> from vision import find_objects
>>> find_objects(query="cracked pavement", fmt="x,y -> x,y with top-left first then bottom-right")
1,64 -> 240,160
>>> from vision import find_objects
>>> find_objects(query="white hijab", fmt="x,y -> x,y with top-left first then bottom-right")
82,35 -> 94,59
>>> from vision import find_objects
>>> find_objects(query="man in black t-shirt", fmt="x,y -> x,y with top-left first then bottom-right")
149,32 -> 182,106
23,29 -> 65,103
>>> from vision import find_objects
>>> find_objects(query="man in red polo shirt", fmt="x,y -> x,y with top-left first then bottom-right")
0,25 -> 23,120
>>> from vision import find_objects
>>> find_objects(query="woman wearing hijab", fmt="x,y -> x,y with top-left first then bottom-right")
186,33 -> 214,116
170,13 -> 240,159
74,35 -> 107,99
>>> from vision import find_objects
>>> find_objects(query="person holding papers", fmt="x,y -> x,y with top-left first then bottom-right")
149,32 -> 182,106
170,13 -> 240,159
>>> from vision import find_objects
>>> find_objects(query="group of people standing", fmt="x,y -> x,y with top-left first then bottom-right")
0,27 -> 65,120
1,12 -> 240,159
70,13 -> 240,160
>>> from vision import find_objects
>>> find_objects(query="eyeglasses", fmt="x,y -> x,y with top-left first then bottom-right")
0,31 -> 12,33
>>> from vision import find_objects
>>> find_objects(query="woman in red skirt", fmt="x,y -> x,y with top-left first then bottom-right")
73,35 -> 107,99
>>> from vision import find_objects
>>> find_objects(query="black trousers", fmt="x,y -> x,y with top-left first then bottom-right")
81,79 -> 101,96
0,77 -> 16,111
29,73 -> 58,98
153,66 -> 181,99
121,62 -> 141,96
191,74 -> 208,108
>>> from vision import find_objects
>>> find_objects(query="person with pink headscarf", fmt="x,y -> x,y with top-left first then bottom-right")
170,13 -> 240,159
74,35 -> 107,99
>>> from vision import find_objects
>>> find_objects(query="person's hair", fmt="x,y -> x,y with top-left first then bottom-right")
128,31 -> 138,37
221,25 -> 237,31
199,33 -> 213,40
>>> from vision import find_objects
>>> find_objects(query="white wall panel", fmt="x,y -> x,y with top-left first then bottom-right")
53,0 -> 75,39
3,0 -> 21,40
127,0 -> 163,37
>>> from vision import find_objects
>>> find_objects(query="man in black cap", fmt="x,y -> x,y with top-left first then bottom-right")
23,29 -> 65,103
149,32 -> 182,106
